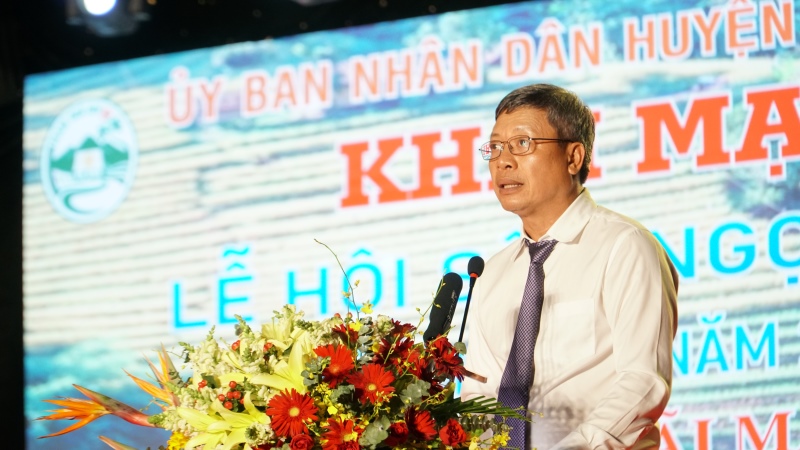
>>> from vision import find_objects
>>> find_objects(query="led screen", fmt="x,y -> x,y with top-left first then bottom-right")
23,0 -> 800,448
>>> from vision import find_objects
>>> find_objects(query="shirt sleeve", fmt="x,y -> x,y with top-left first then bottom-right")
551,227 -> 678,450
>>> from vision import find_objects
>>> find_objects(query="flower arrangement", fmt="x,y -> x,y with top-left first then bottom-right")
38,246 -> 522,450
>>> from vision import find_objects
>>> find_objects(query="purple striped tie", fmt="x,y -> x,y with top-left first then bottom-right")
497,239 -> 557,449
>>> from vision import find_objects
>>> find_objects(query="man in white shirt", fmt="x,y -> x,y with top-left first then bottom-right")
460,84 -> 678,450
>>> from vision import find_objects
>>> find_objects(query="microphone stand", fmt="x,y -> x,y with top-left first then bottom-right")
458,258 -> 486,384
458,275 -> 477,343
459,279 -> 487,384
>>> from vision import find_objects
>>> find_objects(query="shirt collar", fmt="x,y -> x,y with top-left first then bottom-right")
514,188 -> 597,259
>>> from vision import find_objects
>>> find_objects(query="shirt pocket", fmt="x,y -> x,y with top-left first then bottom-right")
546,298 -> 596,368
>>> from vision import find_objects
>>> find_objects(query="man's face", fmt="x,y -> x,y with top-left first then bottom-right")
488,107 -> 577,221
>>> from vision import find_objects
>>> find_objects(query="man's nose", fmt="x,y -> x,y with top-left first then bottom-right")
493,144 -> 516,168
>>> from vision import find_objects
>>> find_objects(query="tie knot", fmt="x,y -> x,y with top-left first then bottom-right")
527,239 -> 557,264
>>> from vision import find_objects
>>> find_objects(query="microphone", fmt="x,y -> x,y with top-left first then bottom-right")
423,272 -> 463,342
458,256 -> 484,343
467,256 -> 485,288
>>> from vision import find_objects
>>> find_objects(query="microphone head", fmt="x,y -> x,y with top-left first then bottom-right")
423,272 -> 463,342
442,272 -> 464,296
468,256 -> 485,278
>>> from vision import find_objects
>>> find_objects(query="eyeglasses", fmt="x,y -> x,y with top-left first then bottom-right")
478,135 -> 572,161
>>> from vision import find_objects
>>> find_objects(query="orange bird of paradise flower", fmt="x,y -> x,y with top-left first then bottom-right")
125,345 -> 181,408
38,346 -> 179,439
38,384 -> 155,438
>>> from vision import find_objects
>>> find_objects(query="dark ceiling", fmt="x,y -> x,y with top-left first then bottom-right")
11,0 -> 529,80
1,0 -> 532,128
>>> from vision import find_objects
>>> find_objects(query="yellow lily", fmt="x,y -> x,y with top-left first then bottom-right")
260,313 -> 294,352
219,330 -> 313,393
260,307 -> 311,353
38,384 -> 154,438
217,344 -> 259,387
219,337 -> 267,379
217,392 -> 270,450
218,314 -> 305,386
249,332 -> 311,394
179,393 -> 269,450
177,405 -> 227,450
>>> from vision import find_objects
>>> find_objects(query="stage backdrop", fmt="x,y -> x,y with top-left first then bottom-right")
23,0 -> 800,448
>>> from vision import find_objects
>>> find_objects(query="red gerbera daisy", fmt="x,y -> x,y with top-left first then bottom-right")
383,421 -> 409,447
428,337 -> 466,381
403,349 -> 426,378
321,417 -> 362,450
405,406 -> 437,441
314,344 -> 355,387
265,389 -> 319,437
391,320 -> 416,336
346,363 -> 395,404
372,337 -> 414,366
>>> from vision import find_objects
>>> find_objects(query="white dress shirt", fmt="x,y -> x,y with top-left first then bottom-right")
460,189 -> 678,450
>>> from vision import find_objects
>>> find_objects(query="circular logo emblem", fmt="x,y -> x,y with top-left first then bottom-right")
40,99 -> 138,223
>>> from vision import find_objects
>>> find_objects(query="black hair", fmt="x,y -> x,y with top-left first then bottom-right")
495,83 -> 595,184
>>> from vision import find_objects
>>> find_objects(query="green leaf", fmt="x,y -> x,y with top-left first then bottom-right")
399,378 -> 430,405
301,369 -> 318,387
359,416 -> 391,448
454,342 -> 467,354
429,396 -> 527,423
330,384 -> 354,404
305,358 -> 324,373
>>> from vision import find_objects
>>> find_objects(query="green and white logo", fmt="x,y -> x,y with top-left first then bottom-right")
40,99 -> 138,223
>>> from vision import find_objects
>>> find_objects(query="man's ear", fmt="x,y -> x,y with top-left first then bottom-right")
566,142 -> 585,176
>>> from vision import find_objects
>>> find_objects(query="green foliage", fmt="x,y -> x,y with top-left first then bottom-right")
399,378 -> 430,406
430,396 -> 526,423
359,416 -> 392,448
330,384 -> 355,404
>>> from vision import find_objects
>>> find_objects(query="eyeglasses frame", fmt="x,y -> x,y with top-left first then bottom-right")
478,135 -> 574,161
